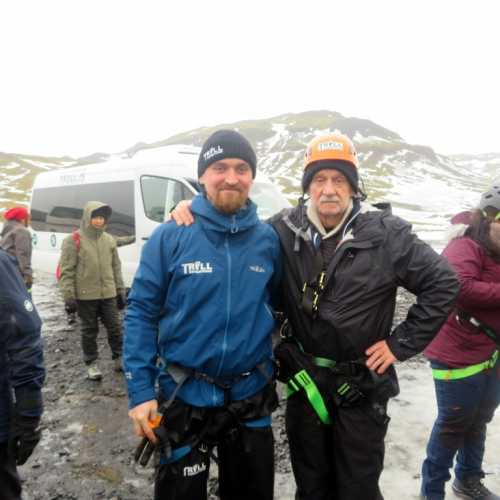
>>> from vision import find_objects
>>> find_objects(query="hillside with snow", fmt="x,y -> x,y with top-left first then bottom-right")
1,110 -> 499,247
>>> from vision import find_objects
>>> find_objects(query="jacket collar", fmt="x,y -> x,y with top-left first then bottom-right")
283,199 -> 385,252
306,198 -> 354,239
191,194 -> 259,234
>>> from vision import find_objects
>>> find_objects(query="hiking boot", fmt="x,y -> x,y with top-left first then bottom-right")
113,357 -> 123,373
87,362 -> 103,381
452,477 -> 500,499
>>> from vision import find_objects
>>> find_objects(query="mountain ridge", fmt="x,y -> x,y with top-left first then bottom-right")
1,110 -> 497,245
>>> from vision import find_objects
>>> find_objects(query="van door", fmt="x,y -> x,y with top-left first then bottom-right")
136,175 -> 197,247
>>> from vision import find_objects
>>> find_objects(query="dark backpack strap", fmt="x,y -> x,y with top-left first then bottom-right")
455,309 -> 500,346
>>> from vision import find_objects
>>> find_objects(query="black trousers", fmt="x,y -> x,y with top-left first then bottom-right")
286,393 -> 388,500
154,424 -> 274,500
77,298 -> 122,364
0,441 -> 22,500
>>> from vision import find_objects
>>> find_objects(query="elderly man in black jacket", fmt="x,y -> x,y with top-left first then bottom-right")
269,133 -> 459,500
0,248 -> 45,500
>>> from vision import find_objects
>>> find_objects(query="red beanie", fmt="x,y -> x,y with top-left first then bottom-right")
4,206 -> 29,221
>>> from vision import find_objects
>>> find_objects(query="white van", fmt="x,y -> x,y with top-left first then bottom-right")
30,145 -> 291,286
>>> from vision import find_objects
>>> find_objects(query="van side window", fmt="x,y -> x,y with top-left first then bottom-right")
141,176 -> 195,223
31,180 -> 135,236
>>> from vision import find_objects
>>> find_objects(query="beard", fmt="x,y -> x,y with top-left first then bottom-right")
209,188 -> 248,214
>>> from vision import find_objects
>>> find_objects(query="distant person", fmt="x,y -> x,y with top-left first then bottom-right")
124,130 -> 281,500
1,206 -> 33,292
420,185 -> 500,500
59,201 -> 126,381
171,133 -> 459,499
0,247 -> 45,500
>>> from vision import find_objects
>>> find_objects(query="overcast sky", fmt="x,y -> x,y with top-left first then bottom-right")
1,0 -> 499,158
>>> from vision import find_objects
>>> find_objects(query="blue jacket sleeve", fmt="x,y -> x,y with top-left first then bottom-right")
123,224 -> 174,408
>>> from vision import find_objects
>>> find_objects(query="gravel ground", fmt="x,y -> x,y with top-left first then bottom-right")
18,272 -> 500,499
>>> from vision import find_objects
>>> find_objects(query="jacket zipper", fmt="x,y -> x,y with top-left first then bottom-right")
213,232 -> 232,404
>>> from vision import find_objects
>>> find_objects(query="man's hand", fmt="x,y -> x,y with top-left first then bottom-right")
365,340 -> 397,374
9,415 -> 42,466
169,200 -> 194,226
128,400 -> 159,443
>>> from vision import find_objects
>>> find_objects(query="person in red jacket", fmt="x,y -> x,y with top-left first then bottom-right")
0,206 -> 33,291
420,184 -> 500,500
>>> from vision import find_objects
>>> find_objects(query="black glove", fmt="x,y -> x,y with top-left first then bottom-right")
116,290 -> 127,310
25,275 -> 33,289
65,298 -> 78,315
9,415 -> 42,466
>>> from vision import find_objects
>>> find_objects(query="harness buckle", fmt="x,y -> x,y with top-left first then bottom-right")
318,271 -> 326,291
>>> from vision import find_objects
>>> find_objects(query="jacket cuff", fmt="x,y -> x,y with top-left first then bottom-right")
128,388 -> 157,409
386,334 -> 416,362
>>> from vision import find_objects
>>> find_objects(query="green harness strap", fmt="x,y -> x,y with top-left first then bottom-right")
432,350 -> 498,381
283,337 -> 336,425
287,369 -> 332,425
313,356 -> 336,369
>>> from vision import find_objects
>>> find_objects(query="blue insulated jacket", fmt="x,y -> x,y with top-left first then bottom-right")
124,195 -> 281,409
0,249 -> 45,442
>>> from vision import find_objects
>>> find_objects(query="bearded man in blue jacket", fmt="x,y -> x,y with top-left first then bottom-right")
124,130 -> 281,500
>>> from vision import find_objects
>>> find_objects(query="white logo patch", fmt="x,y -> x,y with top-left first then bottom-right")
249,265 -> 265,273
24,300 -> 34,312
183,462 -> 207,477
203,145 -> 223,162
182,261 -> 213,274
318,141 -> 343,152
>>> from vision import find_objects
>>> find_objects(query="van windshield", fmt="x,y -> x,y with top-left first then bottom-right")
250,182 -> 291,220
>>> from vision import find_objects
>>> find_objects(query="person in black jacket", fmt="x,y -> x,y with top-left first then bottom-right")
0,248 -> 45,500
269,133 -> 459,500
170,132 -> 460,500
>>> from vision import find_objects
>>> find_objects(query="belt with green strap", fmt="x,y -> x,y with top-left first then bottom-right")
432,350 -> 498,381
286,355 -> 337,425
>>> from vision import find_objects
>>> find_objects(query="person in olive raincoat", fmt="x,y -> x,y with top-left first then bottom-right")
59,201 -> 126,380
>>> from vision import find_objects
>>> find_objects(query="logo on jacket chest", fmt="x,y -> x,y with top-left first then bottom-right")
249,265 -> 266,273
181,261 -> 213,274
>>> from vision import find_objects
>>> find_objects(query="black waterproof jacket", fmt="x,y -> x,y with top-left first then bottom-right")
0,249 -> 45,443
271,200 -> 459,363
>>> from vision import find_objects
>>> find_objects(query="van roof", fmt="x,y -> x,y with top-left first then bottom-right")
32,143 -> 275,189
32,144 -> 200,189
